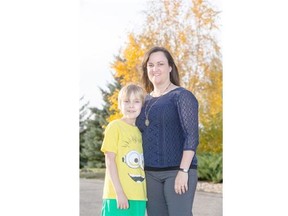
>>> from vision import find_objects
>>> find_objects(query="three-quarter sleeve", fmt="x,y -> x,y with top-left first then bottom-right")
177,90 -> 199,151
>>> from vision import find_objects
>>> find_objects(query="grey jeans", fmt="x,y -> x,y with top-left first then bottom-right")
145,169 -> 198,216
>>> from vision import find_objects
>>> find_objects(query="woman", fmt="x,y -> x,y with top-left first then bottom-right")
136,47 -> 199,216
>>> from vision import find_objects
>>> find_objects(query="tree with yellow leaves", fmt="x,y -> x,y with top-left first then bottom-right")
107,0 -> 222,153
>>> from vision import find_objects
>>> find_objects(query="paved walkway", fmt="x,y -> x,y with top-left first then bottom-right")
80,178 -> 222,216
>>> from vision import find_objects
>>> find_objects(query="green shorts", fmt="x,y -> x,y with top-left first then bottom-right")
101,199 -> 146,216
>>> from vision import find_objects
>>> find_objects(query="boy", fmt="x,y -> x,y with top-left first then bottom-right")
101,83 -> 147,216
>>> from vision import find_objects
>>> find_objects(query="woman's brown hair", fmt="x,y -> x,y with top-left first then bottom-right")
141,46 -> 180,93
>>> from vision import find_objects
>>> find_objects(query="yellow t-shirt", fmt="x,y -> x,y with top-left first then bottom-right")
101,119 -> 147,201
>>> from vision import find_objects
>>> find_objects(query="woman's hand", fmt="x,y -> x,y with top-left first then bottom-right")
116,191 -> 129,209
174,171 -> 189,195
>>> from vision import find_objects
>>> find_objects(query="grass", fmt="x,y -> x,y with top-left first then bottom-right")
80,168 -> 105,179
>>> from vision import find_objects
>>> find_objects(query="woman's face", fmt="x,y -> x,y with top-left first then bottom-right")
147,51 -> 172,86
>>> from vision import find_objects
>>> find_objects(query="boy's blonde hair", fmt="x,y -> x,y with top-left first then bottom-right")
118,83 -> 146,109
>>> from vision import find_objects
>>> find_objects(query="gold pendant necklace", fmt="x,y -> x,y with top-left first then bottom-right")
144,82 -> 171,127
145,119 -> 150,127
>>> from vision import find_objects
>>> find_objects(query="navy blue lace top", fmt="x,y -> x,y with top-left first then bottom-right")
136,87 -> 199,171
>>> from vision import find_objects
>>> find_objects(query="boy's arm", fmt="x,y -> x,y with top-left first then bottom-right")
105,151 -> 129,209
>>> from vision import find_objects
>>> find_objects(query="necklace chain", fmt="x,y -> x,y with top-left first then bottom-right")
144,82 -> 171,127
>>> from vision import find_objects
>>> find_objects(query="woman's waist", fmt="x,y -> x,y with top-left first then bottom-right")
144,164 -> 197,171
143,155 -> 198,169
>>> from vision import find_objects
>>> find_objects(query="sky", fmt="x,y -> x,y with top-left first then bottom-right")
79,0 -> 147,108
79,0 -> 223,109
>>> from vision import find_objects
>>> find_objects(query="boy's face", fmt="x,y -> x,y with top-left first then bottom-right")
120,93 -> 142,120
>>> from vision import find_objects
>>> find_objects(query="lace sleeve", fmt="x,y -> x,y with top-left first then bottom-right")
177,89 -> 199,151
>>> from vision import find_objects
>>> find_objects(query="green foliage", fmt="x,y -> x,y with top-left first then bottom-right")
80,168 -> 105,179
197,152 -> 222,183
79,96 -> 90,168
80,80 -> 121,168
81,112 -> 106,168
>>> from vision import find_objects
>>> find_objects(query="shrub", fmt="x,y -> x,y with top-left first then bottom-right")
197,152 -> 222,183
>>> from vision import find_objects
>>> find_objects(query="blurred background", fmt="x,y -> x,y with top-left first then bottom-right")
79,0 -> 222,183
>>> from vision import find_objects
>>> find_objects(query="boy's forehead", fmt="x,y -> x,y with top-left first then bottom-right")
122,92 -> 141,99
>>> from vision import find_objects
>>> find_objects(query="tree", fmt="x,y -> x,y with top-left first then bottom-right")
81,80 -> 121,168
108,0 -> 222,152
79,96 -> 90,168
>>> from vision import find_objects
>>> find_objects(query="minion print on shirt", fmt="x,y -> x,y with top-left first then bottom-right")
101,119 -> 147,201
122,150 -> 145,183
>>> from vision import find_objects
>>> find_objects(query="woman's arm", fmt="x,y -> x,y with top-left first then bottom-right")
175,150 -> 194,194
175,90 -> 199,194
105,152 -> 129,209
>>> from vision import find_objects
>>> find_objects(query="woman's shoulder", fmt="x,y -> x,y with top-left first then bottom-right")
170,86 -> 196,96
172,87 -> 198,103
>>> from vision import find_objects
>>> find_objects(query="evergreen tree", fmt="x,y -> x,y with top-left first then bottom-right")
81,79 -> 121,168
79,96 -> 90,168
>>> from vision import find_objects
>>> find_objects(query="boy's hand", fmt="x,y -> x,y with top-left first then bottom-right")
116,191 -> 129,209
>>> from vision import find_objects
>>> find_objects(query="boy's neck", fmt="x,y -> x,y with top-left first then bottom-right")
121,117 -> 136,126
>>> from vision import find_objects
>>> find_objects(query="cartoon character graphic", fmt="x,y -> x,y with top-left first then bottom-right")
122,150 -> 145,183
